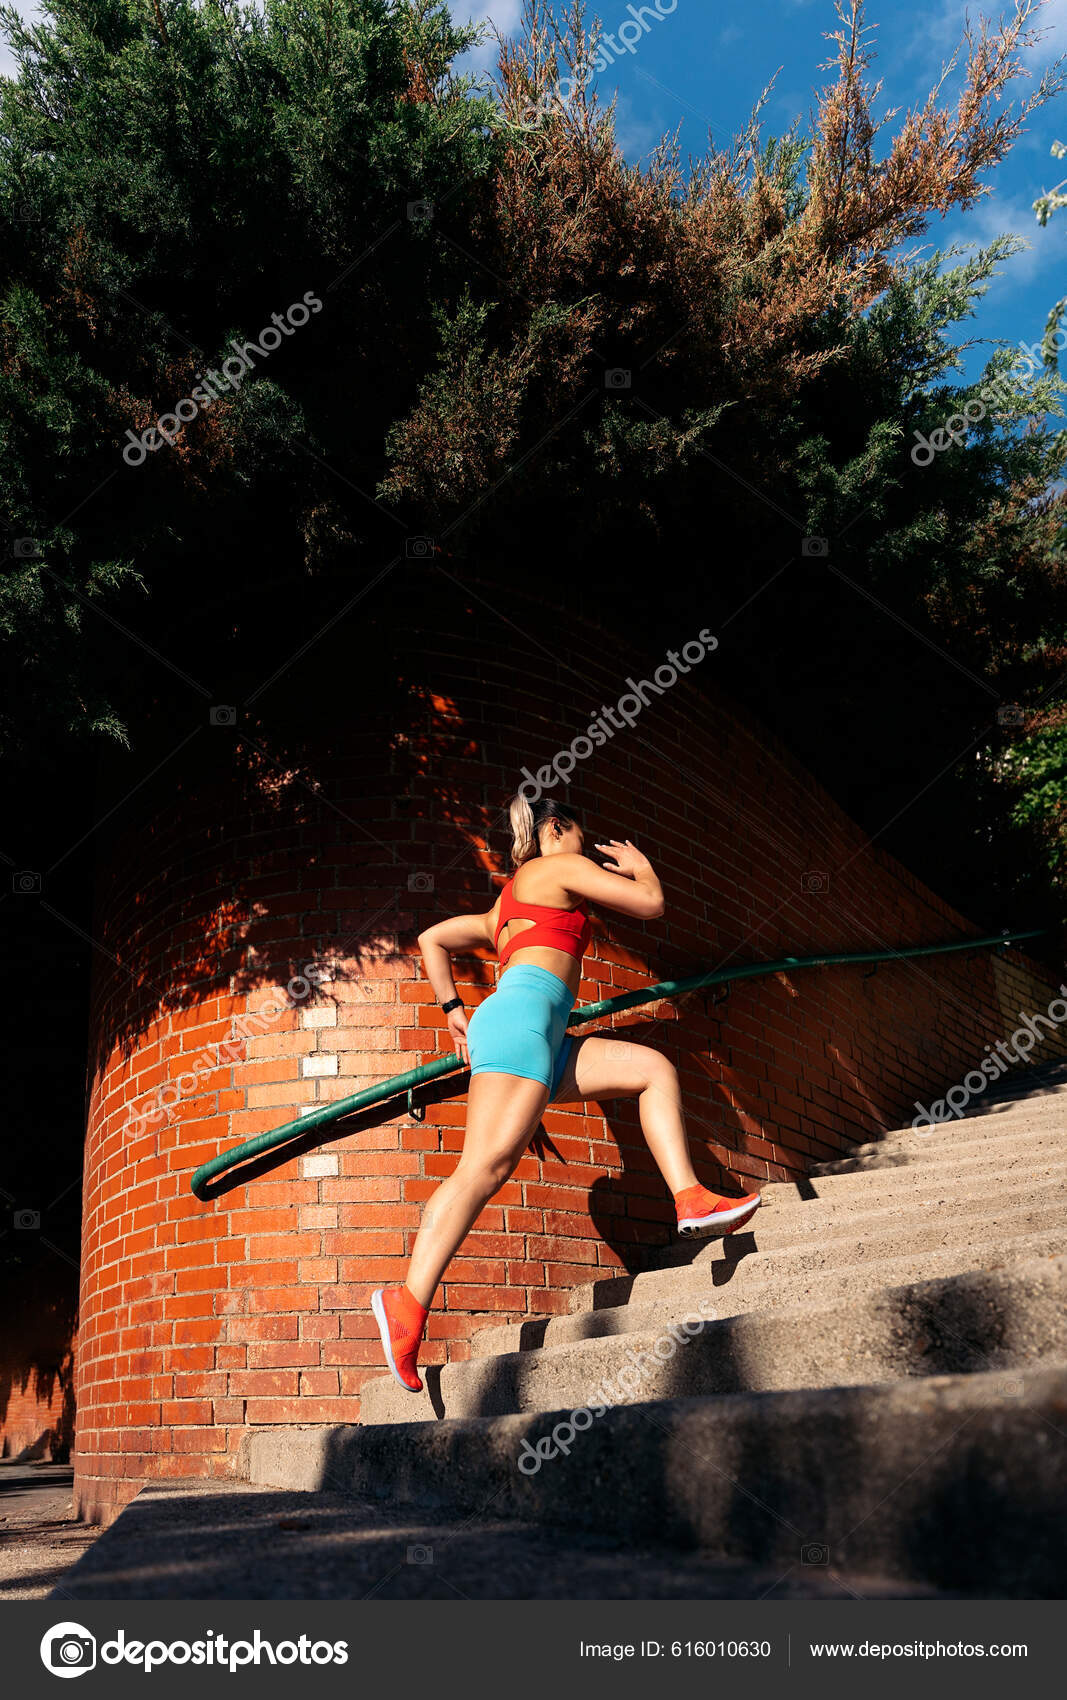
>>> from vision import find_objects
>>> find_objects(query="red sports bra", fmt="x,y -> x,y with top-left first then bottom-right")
494,876 -> 592,968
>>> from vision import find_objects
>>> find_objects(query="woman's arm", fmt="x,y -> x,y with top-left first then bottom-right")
554,841 -> 665,919
416,911 -> 494,1065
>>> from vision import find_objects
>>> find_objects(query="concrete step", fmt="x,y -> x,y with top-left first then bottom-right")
244,1364 -> 1067,1596
48,1479 -> 964,1601
763,1122 -> 1065,1196
581,1130 -> 1063,1261
814,1104 -> 1066,1171
567,1183 -> 1067,1312
696,1161 -> 1063,1248
563,1133 -> 1067,1279
450,1144 -> 1066,1343
586,1190 -> 1066,1309
535,1163 -> 1067,1306
640,1156 -> 1066,1263
358,1254 -> 1067,1426
472,1224 -> 1067,1357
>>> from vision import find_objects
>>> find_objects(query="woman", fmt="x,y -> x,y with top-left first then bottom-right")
371,794 -> 761,1391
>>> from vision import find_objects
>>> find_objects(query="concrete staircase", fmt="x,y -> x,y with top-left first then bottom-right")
245,1060 -> 1067,1595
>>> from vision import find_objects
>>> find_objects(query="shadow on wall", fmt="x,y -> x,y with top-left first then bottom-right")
86,578 -> 784,1199
86,565 -> 839,1079
83,570 -> 1067,1293
87,630 -> 494,1079
583,1093 -> 736,1277
0,1262 -> 77,1461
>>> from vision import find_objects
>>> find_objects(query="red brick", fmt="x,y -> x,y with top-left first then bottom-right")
69,591 -> 1067,1528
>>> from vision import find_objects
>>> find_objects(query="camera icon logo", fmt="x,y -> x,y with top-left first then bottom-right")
13,538 -> 42,559
405,536 -> 436,559
407,200 -> 434,223
407,872 -> 435,893
13,870 -> 42,894
40,1623 -> 97,1678
209,705 -> 236,727
604,368 -> 631,390
15,1209 -> 41,1230
802,536 -> 829,557
407,1543 -> 434,1564
801,1543 -> 830,1566
801,870 -> 829,894
997,705 -> 1026,728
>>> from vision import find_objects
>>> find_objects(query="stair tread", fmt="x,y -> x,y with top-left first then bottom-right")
359,1254 -> 1067,1425
244,1365 -> 1067,1595
235,1061 -> 1067,1598
561,1178 -> 1067,1316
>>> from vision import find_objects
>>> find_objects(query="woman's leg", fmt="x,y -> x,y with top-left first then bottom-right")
550,1035 -> 707,1194
405,1071 -> 549,1306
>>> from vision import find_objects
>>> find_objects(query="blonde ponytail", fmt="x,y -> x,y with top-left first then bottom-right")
508,792 -> 581,866
509,793 -> 538,866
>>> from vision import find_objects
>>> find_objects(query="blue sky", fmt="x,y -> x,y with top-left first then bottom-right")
2,0 -> 1065,382
457,0 -> 1067,383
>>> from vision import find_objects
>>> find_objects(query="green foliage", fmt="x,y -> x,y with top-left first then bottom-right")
1,0 -> 1066,936
0,0 -> 495,753
1002,723 -> 1067,870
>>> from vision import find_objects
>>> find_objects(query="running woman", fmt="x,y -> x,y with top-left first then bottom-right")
371,794 -> 761,1391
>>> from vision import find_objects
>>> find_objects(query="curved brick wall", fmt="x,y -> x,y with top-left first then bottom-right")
74,568 -> 1067,1522
0,1264 -> 76,1461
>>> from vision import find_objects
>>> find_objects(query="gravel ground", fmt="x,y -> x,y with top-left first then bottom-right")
0,1463 -> 101,1600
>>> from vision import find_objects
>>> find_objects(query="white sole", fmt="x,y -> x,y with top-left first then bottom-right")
678,1196 -> 761,1238
371,1288 -> 422,1393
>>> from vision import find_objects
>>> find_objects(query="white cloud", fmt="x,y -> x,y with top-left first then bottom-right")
942,191 -> 1056,291
454,1 -> 523,72
611,89 -> 661,162
906,0 -> 1067,78
1022,0 -> 1067,67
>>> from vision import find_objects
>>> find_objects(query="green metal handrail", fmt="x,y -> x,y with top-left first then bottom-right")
189,926 -> 1042,1198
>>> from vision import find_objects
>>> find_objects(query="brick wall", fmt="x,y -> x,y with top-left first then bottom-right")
74,568 -> 1067,1523
0,892 -> 85,1464
0,1265 -> 76,1461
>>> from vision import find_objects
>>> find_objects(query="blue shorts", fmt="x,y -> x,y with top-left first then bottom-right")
466,964 -> 576,1101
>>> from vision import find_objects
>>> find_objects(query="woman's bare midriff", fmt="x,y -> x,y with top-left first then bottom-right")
499,936 -> 582,995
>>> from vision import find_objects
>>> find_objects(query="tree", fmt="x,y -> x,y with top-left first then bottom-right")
2,0 -> 1066,934
0,0 -> 495,753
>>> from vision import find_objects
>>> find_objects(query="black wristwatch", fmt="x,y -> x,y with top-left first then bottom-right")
440,996 -> 464,1015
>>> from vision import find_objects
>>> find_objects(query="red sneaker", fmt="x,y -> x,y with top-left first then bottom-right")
371,1286 -> 428,1392
674,1184 -> 761,1238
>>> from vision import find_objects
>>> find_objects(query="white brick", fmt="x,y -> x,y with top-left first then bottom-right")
301,1154 -> 338,1178
297,1105 -> 322,1118
300,1005 -> 337,1029
302,1053 -> 339,1078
